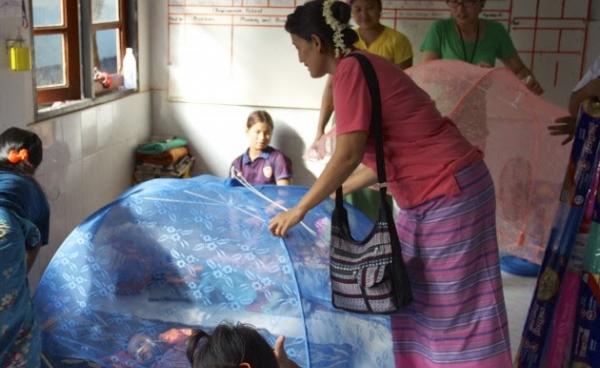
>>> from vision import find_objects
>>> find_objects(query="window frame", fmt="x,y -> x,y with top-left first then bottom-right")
91,0 -> 128,87
30,0 -> 137,117
32,0 -> 81,104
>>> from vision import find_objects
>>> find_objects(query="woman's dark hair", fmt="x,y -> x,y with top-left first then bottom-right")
247,110 -> 274,131
0,127 -> 43,176
187,323 -> 279,368
285,0 -> 358,54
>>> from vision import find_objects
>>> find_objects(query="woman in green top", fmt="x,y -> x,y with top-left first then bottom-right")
421,0 -> 543,95
422,0 -> 545,278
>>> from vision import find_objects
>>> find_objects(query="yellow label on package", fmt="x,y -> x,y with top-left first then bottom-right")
9,47 -> 31,71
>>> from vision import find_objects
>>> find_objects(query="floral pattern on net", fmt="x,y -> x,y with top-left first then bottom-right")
33,176 -> 391,367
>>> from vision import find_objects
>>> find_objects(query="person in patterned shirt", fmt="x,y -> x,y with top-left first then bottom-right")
0,127 -> 50,367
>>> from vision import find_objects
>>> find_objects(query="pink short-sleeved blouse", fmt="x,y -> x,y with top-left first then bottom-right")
333,51 -> 482,208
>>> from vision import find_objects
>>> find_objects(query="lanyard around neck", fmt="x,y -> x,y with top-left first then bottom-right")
457,21 -> 480,64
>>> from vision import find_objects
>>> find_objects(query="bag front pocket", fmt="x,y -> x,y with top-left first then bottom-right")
362,263 -> 388,288
358,263 -> 396,313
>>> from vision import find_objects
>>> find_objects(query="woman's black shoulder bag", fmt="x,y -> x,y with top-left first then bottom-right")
329,52 -> 412,313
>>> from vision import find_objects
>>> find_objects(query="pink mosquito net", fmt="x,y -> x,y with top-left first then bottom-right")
306,60 -> 571,264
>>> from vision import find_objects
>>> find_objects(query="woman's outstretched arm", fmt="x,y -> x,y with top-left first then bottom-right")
269,131 -> 368,236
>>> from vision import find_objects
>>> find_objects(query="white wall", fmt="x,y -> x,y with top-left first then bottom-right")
150,0 -> 322,185
26,94 -> 152,288
0,17 -> 35,126
150,94 -> 321,185
150,1 -> 600,186
0,2 -> 153,290
585,2 -> 600,74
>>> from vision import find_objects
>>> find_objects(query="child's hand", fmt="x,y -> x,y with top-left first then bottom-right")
273,336 -> 300,368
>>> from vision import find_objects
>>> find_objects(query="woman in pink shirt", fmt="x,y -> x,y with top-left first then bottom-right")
269,0 -> 512,366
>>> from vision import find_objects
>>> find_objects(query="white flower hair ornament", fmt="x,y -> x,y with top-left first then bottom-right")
322,0 -> 351,58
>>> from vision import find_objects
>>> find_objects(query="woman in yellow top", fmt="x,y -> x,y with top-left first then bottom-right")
352,0 -> 412,68
314,0 -> 413,142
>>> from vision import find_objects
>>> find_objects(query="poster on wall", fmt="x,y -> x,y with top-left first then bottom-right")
167,0 -> 591,109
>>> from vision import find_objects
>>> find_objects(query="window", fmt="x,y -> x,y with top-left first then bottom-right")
31,0 -> 136,108
92,0 -> 128,84
32,0 -> 80,104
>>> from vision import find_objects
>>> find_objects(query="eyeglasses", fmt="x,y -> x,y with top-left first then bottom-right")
447,0 -> 481,7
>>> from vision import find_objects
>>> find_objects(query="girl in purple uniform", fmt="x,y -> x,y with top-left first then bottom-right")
231,110 -> 293,185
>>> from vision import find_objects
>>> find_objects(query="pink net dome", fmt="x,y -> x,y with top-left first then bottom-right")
307,60 -> 571,264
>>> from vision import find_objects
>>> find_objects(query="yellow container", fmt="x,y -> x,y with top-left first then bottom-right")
9,46 -> 31,71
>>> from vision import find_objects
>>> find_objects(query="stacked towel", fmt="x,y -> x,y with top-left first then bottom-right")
135,137 -> 188,155
134,137 -> 195,183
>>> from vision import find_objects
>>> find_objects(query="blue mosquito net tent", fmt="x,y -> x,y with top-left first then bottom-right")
34,175 -> 394,367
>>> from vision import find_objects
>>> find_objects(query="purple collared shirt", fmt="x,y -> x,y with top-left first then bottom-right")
230,146 -> 292,185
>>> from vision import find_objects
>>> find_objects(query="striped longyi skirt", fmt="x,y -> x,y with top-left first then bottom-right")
391,161 -> 512,367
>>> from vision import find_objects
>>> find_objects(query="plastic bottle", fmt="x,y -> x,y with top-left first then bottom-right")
127,333 -> 161,362
122,47 -> 137,90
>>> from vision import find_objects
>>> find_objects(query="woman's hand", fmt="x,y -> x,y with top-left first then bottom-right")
268,206 -> 306,237
274,336 -> 301,368
501,55 -> 544,95
523,74 -> 544,95
548,115 -> 576,145
306,137 -> 326,160
272,131 -> 368,237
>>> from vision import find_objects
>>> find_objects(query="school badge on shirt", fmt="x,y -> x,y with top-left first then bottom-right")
263,165 -> 273,179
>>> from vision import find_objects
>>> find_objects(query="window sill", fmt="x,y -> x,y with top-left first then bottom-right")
34,88 -> 138,122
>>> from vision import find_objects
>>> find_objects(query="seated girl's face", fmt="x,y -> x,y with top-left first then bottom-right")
247,122 -> 272,152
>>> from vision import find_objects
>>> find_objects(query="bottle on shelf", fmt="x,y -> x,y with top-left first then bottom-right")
122,47 -> 137,90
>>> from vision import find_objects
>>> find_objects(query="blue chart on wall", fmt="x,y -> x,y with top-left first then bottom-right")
34,175 -> 394,367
